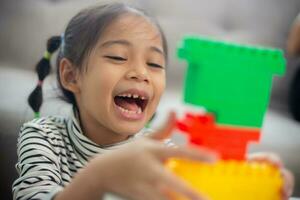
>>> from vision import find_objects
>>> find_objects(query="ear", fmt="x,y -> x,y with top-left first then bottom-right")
59,58 -> 81,94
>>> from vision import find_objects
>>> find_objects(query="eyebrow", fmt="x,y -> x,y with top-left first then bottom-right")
100,39 -> 131,48
99,39 -> 165,57
149,46 -> 165,57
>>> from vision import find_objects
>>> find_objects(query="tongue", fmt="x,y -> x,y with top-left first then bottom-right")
114,97 -> 140,111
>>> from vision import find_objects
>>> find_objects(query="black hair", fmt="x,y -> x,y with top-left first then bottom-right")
27,36 -> 61,118
28,2 -> 168,117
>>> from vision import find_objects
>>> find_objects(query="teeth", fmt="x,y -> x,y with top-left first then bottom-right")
119,107 -> 126,113
128,110 -> 135,114
117,93 -> 147,100
137,107 -> 142,114
117,106 -> 143,115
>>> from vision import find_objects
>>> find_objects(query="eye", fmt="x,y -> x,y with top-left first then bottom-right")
147,62 -> 164,69
104,55 -> 127,61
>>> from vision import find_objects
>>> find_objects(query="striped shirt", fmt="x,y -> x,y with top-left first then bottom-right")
12,108 -> 158,200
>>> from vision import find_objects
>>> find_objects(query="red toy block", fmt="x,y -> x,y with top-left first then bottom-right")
176,112 -> 260,160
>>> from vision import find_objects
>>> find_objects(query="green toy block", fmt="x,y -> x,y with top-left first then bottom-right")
178,35 -> 286,128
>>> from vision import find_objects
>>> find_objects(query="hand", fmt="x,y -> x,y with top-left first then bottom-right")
247,152 -> 295,200
287,16 -> 300,56
92,112 -> 217,200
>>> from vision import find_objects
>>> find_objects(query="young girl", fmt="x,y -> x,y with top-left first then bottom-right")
13,2 -> 294,200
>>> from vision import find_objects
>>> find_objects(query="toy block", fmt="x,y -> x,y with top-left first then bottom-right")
178,36 -> 286,128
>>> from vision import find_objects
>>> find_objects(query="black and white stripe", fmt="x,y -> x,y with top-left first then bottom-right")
12,109 -> 150,200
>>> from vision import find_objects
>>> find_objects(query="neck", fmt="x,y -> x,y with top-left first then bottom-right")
76,107 -> 129,146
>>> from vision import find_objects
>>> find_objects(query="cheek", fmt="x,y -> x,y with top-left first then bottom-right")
94,64 -> 123,87
151,72 -> 166,105
82,68 -> 119,105
154,72 -> 166,95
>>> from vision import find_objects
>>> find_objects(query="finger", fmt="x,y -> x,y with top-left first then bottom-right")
114,184 -> 149,200
157,184 -> 178,200
128,184 -> 168,200
247,152 -> 283,167
281,168 -> 294,198
157,145 -> 218,163
143,184 -> 169,200
158,183 -> 210,200
159,167 -> 208,200
149,111 -> 176,140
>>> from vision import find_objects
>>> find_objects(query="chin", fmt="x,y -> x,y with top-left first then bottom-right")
113,120 -> 147,136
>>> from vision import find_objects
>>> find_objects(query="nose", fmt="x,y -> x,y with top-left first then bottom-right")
125,62 -> 149,83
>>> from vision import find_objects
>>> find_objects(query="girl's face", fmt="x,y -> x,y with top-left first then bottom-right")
74,13 -> 166,142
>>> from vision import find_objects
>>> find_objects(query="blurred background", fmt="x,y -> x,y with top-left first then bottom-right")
0,0 -> 300,199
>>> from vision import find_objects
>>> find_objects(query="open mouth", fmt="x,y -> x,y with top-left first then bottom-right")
114,92 -> 149,115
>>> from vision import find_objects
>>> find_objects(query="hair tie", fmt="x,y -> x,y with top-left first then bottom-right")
37,80 -> 43,86
43,51 -> 52,60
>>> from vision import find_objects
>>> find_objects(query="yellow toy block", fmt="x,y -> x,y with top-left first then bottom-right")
166,159 -> 283,200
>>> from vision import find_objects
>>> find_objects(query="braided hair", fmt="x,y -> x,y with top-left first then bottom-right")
28,36 -> 61,118
28,3 -> 168,118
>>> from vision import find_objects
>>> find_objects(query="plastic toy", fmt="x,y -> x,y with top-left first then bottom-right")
166,35 -> 286,200
166,159 -> 282,200
176,112 -> 260,160
178,36 -> 285,128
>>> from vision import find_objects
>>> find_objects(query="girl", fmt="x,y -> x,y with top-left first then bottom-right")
13,2 -> 293,200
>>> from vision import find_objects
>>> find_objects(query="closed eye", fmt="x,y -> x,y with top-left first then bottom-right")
104,55 -> 127,61
147,62 -> 164,69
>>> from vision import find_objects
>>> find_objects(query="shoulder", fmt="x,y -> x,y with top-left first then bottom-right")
24,115 -> 66,128
13,116 -> 68,200
18,115 -> 68,149
20,115 -> 66,136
